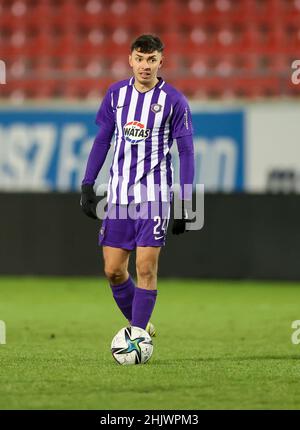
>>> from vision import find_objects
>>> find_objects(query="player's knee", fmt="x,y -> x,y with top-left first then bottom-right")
104,267 -> 127,285
136,262 -> 157,281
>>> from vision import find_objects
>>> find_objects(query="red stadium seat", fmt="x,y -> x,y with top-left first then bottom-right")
1,0 -> 300,99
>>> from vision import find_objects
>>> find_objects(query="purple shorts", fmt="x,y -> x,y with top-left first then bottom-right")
99,200 -> 171,250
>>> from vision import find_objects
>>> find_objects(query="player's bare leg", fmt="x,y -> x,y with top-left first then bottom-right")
102,245 -> 130,285
136,246 -> 161,290
102,246 -> 136,325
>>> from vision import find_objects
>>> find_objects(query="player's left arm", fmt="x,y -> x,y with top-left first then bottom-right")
170,97 -> 195,235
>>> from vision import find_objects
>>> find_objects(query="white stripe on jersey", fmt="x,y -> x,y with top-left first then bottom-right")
133,89 -> 155,203
120,88 -> 139,204
146,91 -> 167,201
109,86 -> 127,203
160,105 -> 173,201
107,86 -> 114,201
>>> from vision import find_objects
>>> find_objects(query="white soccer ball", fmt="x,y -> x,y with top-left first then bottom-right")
111,326 -> 153,365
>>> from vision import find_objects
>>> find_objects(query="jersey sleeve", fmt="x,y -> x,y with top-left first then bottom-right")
170,95 -> 193,139
95,89 -> 116,137
81,128 -> 112,185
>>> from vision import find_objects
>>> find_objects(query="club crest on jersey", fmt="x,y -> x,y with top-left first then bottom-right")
124,121 -> 150,144
151,103 -> 162,113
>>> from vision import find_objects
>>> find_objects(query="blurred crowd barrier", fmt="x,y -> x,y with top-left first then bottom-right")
0,101 -> 300,194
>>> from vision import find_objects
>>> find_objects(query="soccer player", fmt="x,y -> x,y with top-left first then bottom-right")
81,34 -> 194,335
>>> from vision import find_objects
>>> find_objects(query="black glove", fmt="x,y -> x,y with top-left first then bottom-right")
80,184 -> 98,219
172,200 -> 192,235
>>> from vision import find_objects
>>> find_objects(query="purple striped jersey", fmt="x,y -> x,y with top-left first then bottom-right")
95,77 -> 193,204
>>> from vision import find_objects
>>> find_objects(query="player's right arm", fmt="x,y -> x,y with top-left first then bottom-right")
80,89 -> 115,219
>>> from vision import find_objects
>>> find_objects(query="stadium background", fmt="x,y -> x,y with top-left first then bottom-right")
1,0 -> 300,410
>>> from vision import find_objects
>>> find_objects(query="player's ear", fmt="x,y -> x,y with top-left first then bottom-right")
158,55 -> 163,69
129,54 -> 133,68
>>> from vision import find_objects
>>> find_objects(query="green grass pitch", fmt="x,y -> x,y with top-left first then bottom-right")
1,277 -> 300,410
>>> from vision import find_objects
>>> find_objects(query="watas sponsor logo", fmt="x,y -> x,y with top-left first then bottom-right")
124,121 -> 150,144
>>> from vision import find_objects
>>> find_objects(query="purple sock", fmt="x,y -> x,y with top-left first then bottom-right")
131,287 -> 157,330
110,276 -> 135,322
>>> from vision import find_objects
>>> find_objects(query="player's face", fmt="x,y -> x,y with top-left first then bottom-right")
129,50 -> 163,85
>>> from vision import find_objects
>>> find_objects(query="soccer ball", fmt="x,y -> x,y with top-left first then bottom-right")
111,326 -> 153,365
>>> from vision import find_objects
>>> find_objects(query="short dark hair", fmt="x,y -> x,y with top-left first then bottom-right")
130,34 -> 164,53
